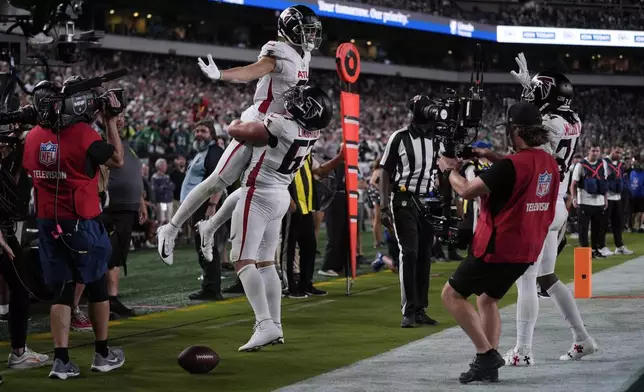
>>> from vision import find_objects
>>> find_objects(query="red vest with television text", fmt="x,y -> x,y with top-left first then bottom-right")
23,123 -> 102,220
472,149 -> 560,264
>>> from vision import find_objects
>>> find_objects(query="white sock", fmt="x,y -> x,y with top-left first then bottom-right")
515,271 -> 539,351
547,280 -> 590,342
258,265 -> 282,325
208,188 -> 241,233
237,264 -> 271,322
171,171 -> 226,227
0,304 -> 8,315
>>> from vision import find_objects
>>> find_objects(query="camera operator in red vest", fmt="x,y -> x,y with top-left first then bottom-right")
437,102 -> 560,384
22,80 -> 126,380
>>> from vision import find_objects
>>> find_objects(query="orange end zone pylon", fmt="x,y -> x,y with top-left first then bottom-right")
574,247 -> 592,299
335,43 -> 361,296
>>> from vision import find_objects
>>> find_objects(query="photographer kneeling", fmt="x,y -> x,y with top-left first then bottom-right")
438,103 -> 560,384
22,79 -> 126,379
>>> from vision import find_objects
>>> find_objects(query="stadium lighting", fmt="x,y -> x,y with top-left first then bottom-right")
201,20 -> 205,25
597,54 -> 601,59
592,55 -> 596,60
367,41 -> 372,45
350,39 -> 355,43
448,50 -> 453,55
619,55 -> 623,59
109,9 -> 115,15
147,13 -> 152,19
565,53 -> 569,58
133,12 -> 139,17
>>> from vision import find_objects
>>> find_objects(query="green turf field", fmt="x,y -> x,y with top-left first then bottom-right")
1,231 -> 642,391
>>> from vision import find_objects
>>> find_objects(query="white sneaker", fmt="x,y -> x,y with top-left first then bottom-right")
503,347 -> 535,367
8,347 -> 49,369
599,247 -> 614,257
318,269 -> 339,277
157,224 -> 179,265
560,336 -> 599,361
614,246 -> 634,255
238,319 -> 281,352
196,220 -> 216,262
273,322 -> 284,345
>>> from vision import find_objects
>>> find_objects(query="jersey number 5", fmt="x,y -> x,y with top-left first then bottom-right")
277,139 -> 316,174
555,138 -> 579,182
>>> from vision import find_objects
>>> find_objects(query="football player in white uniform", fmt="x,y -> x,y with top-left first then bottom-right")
504,54 -> 599,366
223,85 -> 333,351
157,5 -> 322,265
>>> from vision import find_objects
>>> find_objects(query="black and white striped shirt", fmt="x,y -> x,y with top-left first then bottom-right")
379,125 -> 444,195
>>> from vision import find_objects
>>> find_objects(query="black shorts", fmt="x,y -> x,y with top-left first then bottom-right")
105,210 -> 137,270
448,253 -> 531,300
632,197 -> 644,213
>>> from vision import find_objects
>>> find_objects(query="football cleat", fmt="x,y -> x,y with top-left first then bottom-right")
614,246 -> 634,255
504,347 -> 535,366
238,320 -> 281,352
196,219 -> 216,262
560,336 -> 599,361
157,224 -> 179,266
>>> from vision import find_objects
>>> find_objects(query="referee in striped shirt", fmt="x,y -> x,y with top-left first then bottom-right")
379,123 -> 441,328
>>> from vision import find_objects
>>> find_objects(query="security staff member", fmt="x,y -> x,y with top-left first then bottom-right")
180,120 -> 225,301
22,81 -> 125,378
379,114 -> 441,328
570,143 -> 608,259
438,102 -> 559,384
284,151 -> 343,297
599,146 -> 633,255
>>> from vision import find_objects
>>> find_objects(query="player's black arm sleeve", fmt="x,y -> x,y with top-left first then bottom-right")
478,158 -> 516,195
85,140 -> 115,178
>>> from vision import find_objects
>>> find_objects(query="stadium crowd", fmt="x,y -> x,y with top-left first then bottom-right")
14,50 -> 641,162
351,0 -> 644,30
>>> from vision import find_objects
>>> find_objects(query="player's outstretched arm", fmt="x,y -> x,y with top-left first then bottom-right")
198,54 -> 276,84
227,119 -> 272,147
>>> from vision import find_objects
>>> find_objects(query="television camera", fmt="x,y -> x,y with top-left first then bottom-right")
406,44 -> 485,246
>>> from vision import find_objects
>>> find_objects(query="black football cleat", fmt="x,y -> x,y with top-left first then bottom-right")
222,280 -> 245,294
459,349 -> 505,384
189,290 -> 224,301
401,315 -> 415,328
415,312 -> 438,325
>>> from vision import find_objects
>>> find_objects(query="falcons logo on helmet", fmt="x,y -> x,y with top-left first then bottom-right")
534,76 -> 556,99
302,96 -> 323,120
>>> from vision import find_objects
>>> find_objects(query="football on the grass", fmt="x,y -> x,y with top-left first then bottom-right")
177,346 -> 220,374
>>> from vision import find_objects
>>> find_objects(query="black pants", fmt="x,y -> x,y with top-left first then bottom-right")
391,194 -> 433,317
285,211 -> 317,292
192,205 -> 221,293
0,233 -> 30,350
579,205 -> 604,250
105,210 -> 136,275
322,193 -> 349,273
601,199 -> 624,248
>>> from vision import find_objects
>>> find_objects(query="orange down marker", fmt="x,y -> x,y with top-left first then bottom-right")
574,247 -> 592,299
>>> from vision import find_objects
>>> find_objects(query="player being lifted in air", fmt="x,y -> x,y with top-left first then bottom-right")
156,5 -> 323,265
223,85 -> 333,351
504,53 -> 599,366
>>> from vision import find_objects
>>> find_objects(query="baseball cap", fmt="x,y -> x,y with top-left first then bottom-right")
471,140 -> 492,149
507,102 -> 542,126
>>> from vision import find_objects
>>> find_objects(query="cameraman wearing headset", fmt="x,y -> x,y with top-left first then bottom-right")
379,95 -> 442,328
438,102 -> 559,384
22,79 -> 126,380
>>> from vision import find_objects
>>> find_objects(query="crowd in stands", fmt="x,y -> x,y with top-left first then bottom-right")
351,0 -> 644,30
12,50 -> 644,170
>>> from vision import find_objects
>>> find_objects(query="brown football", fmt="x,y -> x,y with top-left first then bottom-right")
177,346 -> 220,374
